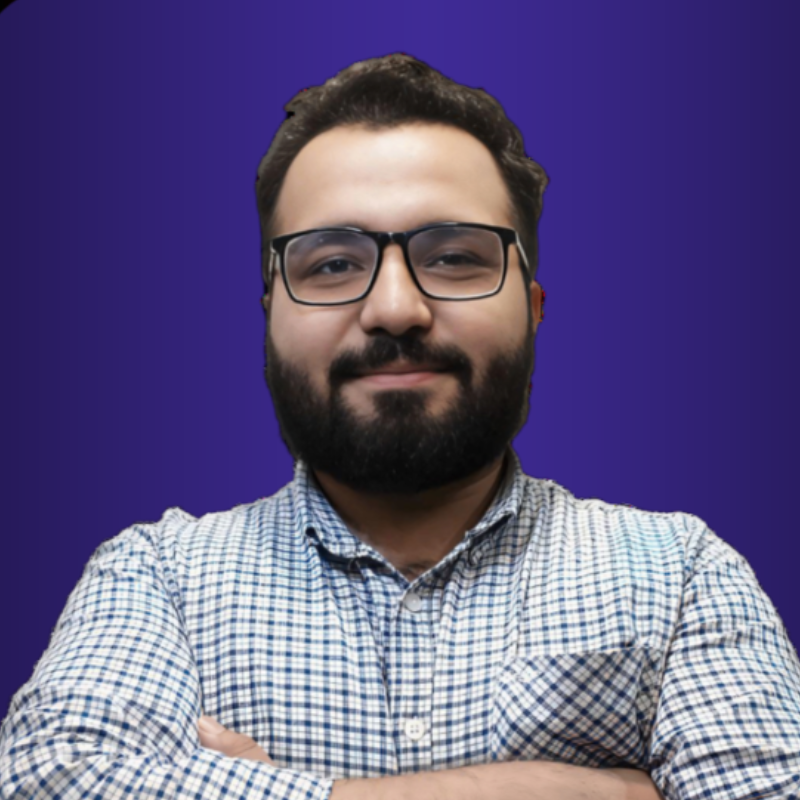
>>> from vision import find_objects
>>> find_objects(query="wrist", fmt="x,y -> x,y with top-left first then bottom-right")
329,761 -> 660,800
330,764 -> 482,800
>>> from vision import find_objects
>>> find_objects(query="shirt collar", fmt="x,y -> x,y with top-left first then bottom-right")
290,447 -> 527,564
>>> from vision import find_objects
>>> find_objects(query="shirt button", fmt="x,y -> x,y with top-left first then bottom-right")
402,592 -> 423,612
403,717 -> 426,741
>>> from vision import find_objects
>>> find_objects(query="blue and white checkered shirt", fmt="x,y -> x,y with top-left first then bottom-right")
2,448 -> 800,799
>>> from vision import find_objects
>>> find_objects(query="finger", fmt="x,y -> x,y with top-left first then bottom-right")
198,718 -> 275,764
197,716 -> 276,765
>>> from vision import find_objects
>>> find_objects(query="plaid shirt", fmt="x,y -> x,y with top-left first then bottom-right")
2,447 -> 800,800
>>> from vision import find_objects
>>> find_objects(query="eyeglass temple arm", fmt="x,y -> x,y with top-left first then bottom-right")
515,234 -> 532,280
264,248 -> 277,292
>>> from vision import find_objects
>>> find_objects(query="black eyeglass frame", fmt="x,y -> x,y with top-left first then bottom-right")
264,222 -> 532,306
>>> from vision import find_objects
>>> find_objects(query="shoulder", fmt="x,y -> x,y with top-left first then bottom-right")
520,473 -> 740,581
85,482 -> 299,586
514,475 -> 756,651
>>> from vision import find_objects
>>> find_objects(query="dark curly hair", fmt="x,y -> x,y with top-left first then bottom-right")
255,53 -> 549,294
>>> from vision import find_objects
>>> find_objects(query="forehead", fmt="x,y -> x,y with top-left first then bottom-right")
274,123 -> 514,235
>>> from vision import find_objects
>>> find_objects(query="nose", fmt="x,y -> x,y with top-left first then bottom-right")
358,242 -> 434,336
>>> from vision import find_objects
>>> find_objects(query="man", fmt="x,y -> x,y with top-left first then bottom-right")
1,54 -> 799,800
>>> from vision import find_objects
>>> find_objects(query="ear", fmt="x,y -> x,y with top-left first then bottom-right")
530,280 -> 544,332
261,250 -> 276,309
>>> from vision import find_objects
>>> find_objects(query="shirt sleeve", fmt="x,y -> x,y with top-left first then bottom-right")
648,516 -> 800,799
0,515 -> 334,800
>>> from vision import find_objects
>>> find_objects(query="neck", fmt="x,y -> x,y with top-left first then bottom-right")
312,452 -> 509,580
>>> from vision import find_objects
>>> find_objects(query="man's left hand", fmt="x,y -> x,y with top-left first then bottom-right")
197,716 -> 276,765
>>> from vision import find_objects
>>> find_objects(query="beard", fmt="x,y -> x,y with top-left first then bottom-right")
263,321 -> 535,495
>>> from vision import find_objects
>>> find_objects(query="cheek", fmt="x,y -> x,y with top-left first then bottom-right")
269,301 -> 350,388
445,299 -> 527,368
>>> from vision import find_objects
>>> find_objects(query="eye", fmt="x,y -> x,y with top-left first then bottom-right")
424,251 -> 486,268
435,253 -> 470,265
310,258 -> 362,276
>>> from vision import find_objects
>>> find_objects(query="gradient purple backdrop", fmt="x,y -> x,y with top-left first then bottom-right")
2,0 -> 799,720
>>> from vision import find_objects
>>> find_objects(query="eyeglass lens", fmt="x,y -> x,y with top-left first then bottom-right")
283,226 -> 504,303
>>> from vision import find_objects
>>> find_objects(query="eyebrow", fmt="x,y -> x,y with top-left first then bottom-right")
312,219 -> 460,231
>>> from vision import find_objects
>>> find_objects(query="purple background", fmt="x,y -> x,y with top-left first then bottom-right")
2,0 -> 799,721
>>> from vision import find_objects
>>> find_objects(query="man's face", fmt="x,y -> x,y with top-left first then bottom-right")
263,122 -> 542,494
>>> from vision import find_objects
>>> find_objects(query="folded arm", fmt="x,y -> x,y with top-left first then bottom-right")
199,714 -> 664,800
647,518 -> 800,799
332,759 -> 663,800
0,517 -> 333,800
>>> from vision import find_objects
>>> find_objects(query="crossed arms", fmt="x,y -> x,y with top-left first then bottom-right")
196,713 -> 664,799
1,519 -> 799,799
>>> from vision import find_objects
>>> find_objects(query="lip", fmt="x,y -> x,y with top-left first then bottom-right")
353,367 -> 449,387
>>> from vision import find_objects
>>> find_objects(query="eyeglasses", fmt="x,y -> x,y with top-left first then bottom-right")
265,222 -> 531,306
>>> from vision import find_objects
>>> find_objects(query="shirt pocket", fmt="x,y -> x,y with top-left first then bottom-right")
491,646 -> 662,768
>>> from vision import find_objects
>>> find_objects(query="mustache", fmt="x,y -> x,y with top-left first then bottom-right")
329,334 -> 472,383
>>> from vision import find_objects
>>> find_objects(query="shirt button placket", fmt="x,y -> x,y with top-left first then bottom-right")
393,588 -> 433,770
